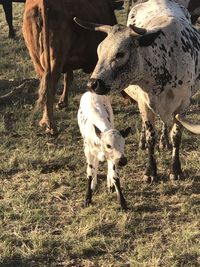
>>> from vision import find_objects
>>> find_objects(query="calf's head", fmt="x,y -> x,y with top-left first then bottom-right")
74,17 -> 161,95
94,126 -> 131,166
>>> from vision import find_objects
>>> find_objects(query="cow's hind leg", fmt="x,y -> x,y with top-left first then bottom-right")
139,123 -> 146,150
57,71 -> 74,109
169,120 -> 183,180
3,1 -> 15,38
159,122 -> 171,150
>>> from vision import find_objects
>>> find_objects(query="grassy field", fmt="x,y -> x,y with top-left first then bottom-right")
0,2 -> 200,267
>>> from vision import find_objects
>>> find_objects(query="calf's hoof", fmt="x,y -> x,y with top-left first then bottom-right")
85,199 -> 92,207
120,197 -> 128,211
143,174 -> 157,184
109,185 -> 115,193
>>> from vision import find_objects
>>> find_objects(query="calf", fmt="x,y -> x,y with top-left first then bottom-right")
77,92 -> 130,210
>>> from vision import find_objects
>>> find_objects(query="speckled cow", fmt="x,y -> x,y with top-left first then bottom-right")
74,0 -> 200,182
77,92 -> 131,210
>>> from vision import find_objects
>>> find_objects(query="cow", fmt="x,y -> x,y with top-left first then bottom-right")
0,0 -> 25,38
78,91 -> 131,210
74,0 -> 200,183
22,0 -> 123,135
127,0 -> 200,25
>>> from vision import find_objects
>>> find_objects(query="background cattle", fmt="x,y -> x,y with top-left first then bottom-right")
0,0 -> 25,38
127,0 -> 200,24
23,0 -> 124,135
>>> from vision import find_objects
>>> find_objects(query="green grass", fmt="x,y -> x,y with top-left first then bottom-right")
0,2 -> 200,266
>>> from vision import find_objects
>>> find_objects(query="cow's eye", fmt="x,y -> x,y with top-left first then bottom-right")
107,144 -> 111,149
116,52 -> 125,59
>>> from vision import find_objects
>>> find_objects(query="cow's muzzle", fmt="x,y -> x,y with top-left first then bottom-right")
117,156 -> 127,167
87,78 -> 110,95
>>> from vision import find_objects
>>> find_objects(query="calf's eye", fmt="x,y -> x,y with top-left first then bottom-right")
107,144 -> 111,149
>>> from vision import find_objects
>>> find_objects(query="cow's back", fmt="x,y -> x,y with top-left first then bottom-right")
23,0 -> 119,77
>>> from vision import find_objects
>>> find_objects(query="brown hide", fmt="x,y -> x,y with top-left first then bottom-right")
22,0 -> 123,134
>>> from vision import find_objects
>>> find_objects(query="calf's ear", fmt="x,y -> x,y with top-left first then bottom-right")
138,30 -> 161,47
120,127 -> 131,138
94,125 -> 102,138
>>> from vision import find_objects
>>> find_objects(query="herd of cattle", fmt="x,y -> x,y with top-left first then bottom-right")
1,0 -> 200,209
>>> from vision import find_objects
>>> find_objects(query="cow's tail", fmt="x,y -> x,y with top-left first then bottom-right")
37,0 -> 51,109
175,114 -> 200,134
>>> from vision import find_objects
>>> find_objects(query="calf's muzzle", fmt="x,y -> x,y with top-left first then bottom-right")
87,78 -> 110,95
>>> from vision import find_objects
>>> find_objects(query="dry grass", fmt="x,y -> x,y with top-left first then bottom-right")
0,2 -> 199,267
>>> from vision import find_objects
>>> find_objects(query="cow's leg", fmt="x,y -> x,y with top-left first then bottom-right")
138,101 -> 157,183
139,122 -> 146,150
84,147 -> 99,207
107,161 -> 127,210
57,71 -> 74,109
2,1 -> 15,38
39,64 -> 62,134
169,120 -> 183,180
159,122 -> 171,150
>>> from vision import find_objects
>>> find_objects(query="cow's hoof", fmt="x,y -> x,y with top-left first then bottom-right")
143,174 -> 157,184
56,101 -> 67,110
169,172 -> 184,181
139,141 -> 146,150
158,142 -> 172,151
39,120 -> 57,135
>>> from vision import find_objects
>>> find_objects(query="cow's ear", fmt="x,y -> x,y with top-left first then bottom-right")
138,30 -> 161,47
94,125 -> 102,138
120,127 -> 131,138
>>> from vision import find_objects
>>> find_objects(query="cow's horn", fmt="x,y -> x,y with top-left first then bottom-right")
175,114 -> 200,134
73,17 -> 112,34
129,24 -> 147,35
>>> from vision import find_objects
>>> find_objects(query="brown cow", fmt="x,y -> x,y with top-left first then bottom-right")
22,0 -> 123,134
0,0 -> 25,38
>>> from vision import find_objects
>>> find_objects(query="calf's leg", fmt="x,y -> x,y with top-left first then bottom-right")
107,161 -> 127,210
84,148 -> 99,207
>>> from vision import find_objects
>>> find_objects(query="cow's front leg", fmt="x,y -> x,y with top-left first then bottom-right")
107,161 -> 127,210
85,148 -> 99,207
143,121 -> 157,183
138,101 -> 157,183
169,121 -> 183,180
